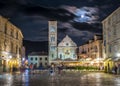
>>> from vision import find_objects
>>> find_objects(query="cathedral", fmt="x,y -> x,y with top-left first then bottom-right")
48,21 -> 77,65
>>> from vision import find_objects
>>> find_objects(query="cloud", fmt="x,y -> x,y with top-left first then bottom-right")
21,6 -> 75,22
74,6 -> 100,24
71,22 -> 102,33
60,5 -> 77,14
61,5 -> 100,24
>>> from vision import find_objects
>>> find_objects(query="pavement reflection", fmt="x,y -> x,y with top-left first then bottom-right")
0,71 -> 120,86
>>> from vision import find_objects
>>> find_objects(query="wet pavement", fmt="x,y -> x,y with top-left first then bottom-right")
0,70 -> 120,86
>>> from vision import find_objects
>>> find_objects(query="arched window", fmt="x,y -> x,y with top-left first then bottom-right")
60,54 -> 62,59
11,42 -> 13,52
4,23 -> 7,34
94,46 -> 98,52
52,54 -> 54,58
19,48 -> 21,54
66,43 -> 69,46
16,45 -> 18,53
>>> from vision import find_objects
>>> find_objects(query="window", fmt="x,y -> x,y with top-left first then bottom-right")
94,46 -> 98,52
88,48 -> 89,52
60,54 -> 62,59
19,48 -> 21,54
35,58 -> 37,60
45,63 -> 47,66
11,30 -> 12,36
16,32 -> 18,39
65,50 -> 69,55
109,45 -> 112,53
40,63 -> 42,66
104,40 -> 106,46
4,23 -> 7,34
73,54 -> 76,58
0,60 -> 2,66
66,43 -> 69,46
45,57 -> 47,60
31,57 -> 33,60
52,54 -> 54,58
51,37 -> 55,42
113,27 -> 116,36
40,58 -> 42,60
12,30 -> 15,37
11,42 -> 13,52
16,45 -> 18,53
51,46 -> 55,51
4,40 -> 7,51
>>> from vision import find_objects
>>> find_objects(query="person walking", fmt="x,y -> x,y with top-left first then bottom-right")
114,65 -> 118,74
29,63 -> 33,73
49,65 -> 55,76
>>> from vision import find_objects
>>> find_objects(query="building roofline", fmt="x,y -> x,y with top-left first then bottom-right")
102,7 -> 120,23
0,15 -> 24,38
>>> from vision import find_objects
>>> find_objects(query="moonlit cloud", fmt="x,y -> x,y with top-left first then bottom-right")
60,5 -> 77,14
74,7 -> 99,24
61,5 -> 100,24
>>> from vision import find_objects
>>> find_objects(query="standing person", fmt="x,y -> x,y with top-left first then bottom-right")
20,65 -> 25,73
33,63 -> 37,73
118,64 -> 120,74
114,65 -> 118,74
29,63 -> 33,73
58,64 -> 62,75
49,64 -> 55,76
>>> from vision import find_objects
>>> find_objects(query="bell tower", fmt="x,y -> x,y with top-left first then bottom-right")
48,21 -> 57,64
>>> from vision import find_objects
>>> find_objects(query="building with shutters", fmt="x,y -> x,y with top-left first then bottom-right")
102,7 -> 120,73
0,15 -> 23,72
28,52 -> 48,68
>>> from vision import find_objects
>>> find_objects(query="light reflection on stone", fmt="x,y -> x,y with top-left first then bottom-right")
0,72 -> 120,86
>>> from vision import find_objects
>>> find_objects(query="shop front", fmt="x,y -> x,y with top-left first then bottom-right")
104,58 -> 114,73
8,58 -> 20,72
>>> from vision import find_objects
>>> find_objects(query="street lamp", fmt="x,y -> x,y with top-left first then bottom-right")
9,55 -> 12,59
116,53 -> 120,57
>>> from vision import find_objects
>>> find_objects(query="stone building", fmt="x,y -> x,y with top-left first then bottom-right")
0,16 -> 23,72
58,35 -> 77,60
102,7 -> 120,72
28,52 -> 48,68
48,21 -> 57,64
78,35 -> 103,67
51,35 -> 77,66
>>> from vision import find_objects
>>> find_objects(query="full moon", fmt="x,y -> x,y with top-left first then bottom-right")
81,15 -> 84,18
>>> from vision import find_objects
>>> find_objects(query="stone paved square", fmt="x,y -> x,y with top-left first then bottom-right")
0,71 -> 120,86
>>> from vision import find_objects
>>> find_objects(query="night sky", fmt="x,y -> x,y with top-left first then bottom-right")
0,0 -> 120,54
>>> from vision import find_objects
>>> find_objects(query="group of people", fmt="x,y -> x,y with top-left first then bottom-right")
49,64 -> 63,76
20,63 -> 64,75
20,63 -> 37,73
112,64 -> 120,74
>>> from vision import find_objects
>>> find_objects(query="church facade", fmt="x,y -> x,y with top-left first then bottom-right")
58,35 -> 77,61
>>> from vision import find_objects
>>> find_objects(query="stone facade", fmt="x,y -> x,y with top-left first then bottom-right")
58,35 -> 77,60
78,35 -> 103,66
0,16 -> 23,72
102,7 -> 120,72
28,52 -> 48,68
102,7 -> 120,59
48,21 -> 57,64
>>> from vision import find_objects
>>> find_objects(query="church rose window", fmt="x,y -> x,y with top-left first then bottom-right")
66,43 -> 69,46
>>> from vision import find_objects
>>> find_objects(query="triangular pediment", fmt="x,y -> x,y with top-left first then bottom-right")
58,35 -> 77,47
